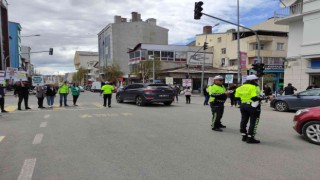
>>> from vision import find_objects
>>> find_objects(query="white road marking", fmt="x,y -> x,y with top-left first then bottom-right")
44,114 -> 50,119
40,122 -> 47,128
0,136 -> 5,142
80,114 -> 93,118
122,113 -> 133,116
32,134 -> 43,145
18,158 -> 36,180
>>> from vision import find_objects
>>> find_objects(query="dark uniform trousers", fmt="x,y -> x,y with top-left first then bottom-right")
18,95 -> 29,109
240,103 -> 261,136
210,102 -> 224,128
103,94 -> 112,106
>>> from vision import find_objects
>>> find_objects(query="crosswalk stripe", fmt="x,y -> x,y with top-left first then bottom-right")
92,102 -> 104,108
5,105 -> 16,112
0,136 -> 5,143
18,158 -> 36,180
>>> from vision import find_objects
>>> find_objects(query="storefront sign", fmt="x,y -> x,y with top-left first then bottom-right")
182,79 -> 192,87
264,65 -> 284,70
240,52 -> 247,75
225,74 -> 234,84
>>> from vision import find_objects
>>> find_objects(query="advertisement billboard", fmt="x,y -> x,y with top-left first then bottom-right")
187,52 -> 213,66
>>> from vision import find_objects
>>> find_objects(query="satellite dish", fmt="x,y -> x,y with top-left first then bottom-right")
280,0 -> 298,8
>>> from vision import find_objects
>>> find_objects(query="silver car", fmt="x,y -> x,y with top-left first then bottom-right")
270,88 -> 320,112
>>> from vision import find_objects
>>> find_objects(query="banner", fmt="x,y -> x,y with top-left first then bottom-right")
240,52 -> 247,75
5,67 -> 27,81
225,74 -> 234,84
0,71 -> 5,84
32,76 -> 44,86
182,79 -> 192,87
208,77 -> 214,86
165,77 -> 174,85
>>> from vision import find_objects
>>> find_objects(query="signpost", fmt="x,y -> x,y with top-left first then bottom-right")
32,76 -> 44,86
165,77 -> 174,85
225,74 -> 234,84
182,79 -> 192,87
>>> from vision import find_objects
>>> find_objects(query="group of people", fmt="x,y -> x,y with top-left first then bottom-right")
11,81 -> 82,110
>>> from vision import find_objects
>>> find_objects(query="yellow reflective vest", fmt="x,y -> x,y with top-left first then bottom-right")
58,84 -> 69,94
235,84 -> 260,103
101,84 -> 114,94
208,84 -> 226,103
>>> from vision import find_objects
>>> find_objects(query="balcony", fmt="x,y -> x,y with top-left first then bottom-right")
274,1 -> 303,25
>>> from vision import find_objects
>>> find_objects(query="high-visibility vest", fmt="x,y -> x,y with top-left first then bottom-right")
235,84 -> 260,103
101,84 -> 114,94
208,84 -> 226,102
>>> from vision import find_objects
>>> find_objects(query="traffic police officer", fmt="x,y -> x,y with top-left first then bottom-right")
235,74 -> 261,144
208,75 -> 230,132
101,81 -> 114,107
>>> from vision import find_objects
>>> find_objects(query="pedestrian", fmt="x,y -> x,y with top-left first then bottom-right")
35,84 -> 46,108
58,81 -> 69,107
14,81 -> 31,110
0,82 -> 8,113
306,82 -> 319,90
235,74 -> 262,144
207,75 -> 229,132
278,86 -> 284,96
46,84 -> 57,108
263,84 -> 272,103
228,84 -> 237,107
284,83 -> 297,95
71,83 -> 80,106
172,85 -> 179,103
203,85 -> 209,105
101,81 -> 114,107
183,86 -> 192,104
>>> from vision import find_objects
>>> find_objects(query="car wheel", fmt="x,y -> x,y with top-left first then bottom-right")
136,96 -> 145,106
302,121 -> 320,145
163,101 -> 172,106
116,95 -> 123,103
274,101 -> 288,112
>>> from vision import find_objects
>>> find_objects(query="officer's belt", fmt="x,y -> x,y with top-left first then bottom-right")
242,102 -> 252,105
215,100 -> 225,103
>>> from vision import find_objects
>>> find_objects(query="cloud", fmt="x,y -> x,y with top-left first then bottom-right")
8,0 -> 279,75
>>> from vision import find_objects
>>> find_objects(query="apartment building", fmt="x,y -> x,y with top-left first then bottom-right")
196,18 -> 289,91
9,21 -> 22,68
0,0 -> 9,70
275,0 -> 320,92
73,51 -> 99,82
98,12 -> 168,77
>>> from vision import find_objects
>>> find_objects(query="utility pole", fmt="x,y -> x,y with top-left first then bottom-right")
237,0 -> 241,84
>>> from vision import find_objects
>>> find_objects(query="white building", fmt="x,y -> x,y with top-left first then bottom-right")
73,51 -> 99,82
275,0 -> 320,91
98,12 -> 168,77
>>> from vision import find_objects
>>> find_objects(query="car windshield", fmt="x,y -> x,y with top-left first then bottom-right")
299,89 -> 320,96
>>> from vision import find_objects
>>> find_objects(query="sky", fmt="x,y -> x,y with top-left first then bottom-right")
7,0 -> 281,75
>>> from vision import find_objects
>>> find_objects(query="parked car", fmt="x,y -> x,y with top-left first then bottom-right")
116,83 -> 174,106
270,88 -> 320,112
78,86 -> 85,92
293,106 -> 320,145
91,81 -> 101,92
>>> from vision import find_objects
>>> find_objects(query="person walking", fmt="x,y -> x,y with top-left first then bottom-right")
71,83 -> 80,106
173,85 -> 179,103
14,81 -> 31,110
263,84 -> 272,103
228,84 -> 237,107
208,75 -> 229,132
35,84 -> 46,108
235,74 -> 262,144
183,87 -> 192,104
101,81 -> 114,107
306,82 -> 319,90
0,82 -> 8,113
46,84 -> 57,108
284,83 -> 297,95
58,81 -> 69,107
203,85 -> 209,105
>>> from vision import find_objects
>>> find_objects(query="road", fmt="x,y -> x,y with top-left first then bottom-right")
0,92 -> 319,180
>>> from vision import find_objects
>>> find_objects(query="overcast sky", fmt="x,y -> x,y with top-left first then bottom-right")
8,0 -> 280,75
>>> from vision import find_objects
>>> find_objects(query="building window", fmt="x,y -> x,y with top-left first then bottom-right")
221,58 -> 225,66
148,51 -> 154,56
218,37 -> 221,43
277,43 -> 284,51
229,59 -> 237,66
221,48 -> 226,54
250,43 -> 264,50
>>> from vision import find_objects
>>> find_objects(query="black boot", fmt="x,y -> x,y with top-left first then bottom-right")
246,136 -> 260,144
212,127 -> 223,132
242,134 -> 247,142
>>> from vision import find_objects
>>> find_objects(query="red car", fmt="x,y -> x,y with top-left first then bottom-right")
293,107 -> 320,145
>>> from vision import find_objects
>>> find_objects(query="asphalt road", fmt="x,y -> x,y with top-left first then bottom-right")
0,92 -> 319,180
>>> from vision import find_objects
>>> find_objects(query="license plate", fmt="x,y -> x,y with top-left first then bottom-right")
159,95 -> 169,97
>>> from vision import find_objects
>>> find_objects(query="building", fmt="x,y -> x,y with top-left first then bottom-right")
9,21 -> 22,68
73,51 -> 99,83
274,0 -> 320,91
196,18 -> 289,92
127,43 -> 235,90
0,0 -> 10,70
21,46 -> 31,73
98,12 -> 168,77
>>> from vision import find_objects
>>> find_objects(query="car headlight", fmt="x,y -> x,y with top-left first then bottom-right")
295,109 -> 309,116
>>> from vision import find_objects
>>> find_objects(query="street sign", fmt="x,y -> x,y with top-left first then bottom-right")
0,71 -> 5,84
225,74 -> 234,84
182,79 -> 192,87
32,76 -> 44,86
165,77 -> 174,85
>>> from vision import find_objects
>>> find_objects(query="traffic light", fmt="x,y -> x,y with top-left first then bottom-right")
194,1 -> 203,20
49,48 -> 53,55
251,63 -> 265,77
203,42 -> 208,50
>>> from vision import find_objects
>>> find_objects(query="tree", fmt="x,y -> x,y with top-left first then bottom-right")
73,67 -> 87,84
132,58 -> 162,83
103,64 -> 123,82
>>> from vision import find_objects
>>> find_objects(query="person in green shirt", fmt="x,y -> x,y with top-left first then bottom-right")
101,81 -> 114,107
58,81 -> 69,107
235,74 -> 262,144
208,75 -> 230,132
71,83 -> 80,106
